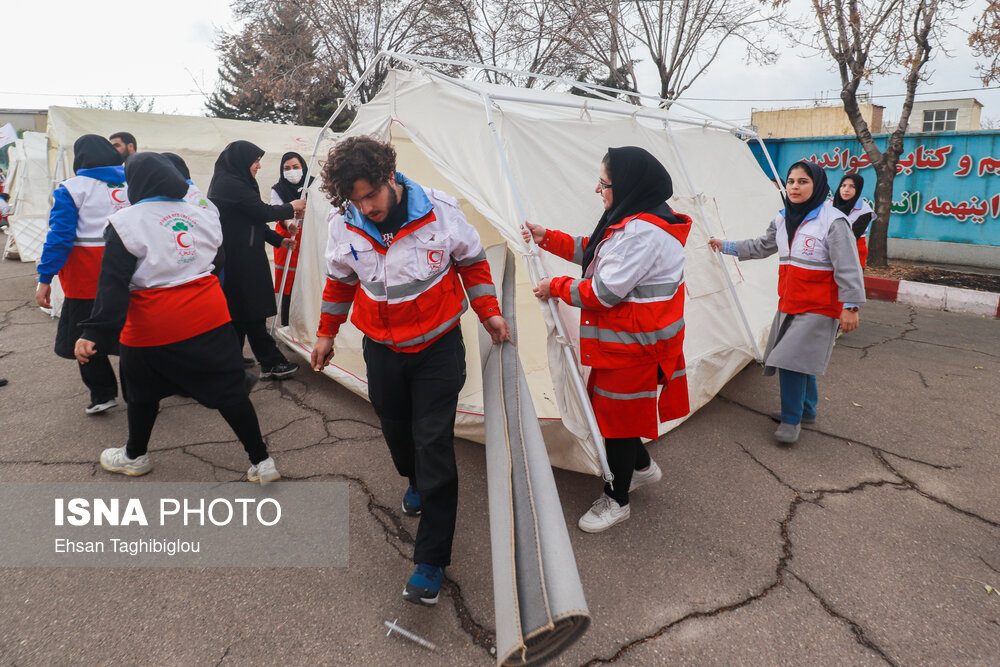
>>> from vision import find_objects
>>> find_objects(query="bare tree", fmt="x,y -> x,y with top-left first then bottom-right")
970,1 -> 1000,84
557,0 -> 782,103
78,92 -> 156,113
799,0 -> 970,267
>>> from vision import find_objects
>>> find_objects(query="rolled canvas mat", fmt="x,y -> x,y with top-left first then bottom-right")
480,246 -> 590,666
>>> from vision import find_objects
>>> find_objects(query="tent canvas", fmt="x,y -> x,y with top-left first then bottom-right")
280,64 -> 781,475
44,106 -> 332,196
4,132 -> 51,262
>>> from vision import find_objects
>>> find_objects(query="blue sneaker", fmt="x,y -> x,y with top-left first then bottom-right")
403,563 -> 444,606
402,485 -> 422,517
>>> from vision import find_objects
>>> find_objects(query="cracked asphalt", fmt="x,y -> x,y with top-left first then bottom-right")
2,239 -> 999,665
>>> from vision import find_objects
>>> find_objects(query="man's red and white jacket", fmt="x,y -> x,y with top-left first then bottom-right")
541,210 -> 692,370
317,173 -> 500,353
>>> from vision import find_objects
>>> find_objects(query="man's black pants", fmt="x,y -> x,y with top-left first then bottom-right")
363,326 -> 466,567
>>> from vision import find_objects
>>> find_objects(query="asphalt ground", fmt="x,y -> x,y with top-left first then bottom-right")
2,235 -> 999,665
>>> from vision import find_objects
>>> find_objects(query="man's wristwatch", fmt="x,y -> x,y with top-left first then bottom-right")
845,306 -> 859,313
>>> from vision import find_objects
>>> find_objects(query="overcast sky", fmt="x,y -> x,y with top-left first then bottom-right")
3,1 -> 996,128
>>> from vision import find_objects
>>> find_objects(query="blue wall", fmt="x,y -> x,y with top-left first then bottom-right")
749,131 -> 1000,246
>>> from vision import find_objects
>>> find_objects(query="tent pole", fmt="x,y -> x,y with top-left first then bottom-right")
276,54 -> 389,337
662,119 -> 763,362
478,92 -> 614,485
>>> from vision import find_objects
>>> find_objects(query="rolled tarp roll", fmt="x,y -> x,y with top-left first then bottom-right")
480,246 -> 590,666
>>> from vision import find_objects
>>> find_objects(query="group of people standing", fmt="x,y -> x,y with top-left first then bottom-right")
32,128 -> 873,610
35,133 -> 314,484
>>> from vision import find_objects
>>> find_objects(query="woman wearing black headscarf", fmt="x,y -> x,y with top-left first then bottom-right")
523,146 -> 692,533
75,152 -> 280,483
709,161 -> 866,444
208,140 -> 305,379
832,172 -> 875,268
35,134 -> 128,415
269,151 -> 310,326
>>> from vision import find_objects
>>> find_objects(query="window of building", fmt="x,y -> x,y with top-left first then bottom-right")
922,109 -> 957,132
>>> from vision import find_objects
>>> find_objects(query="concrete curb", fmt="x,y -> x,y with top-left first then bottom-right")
864,276 -> 1000,318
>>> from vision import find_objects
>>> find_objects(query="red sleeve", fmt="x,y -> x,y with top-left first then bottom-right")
316,276 -> 359,338
539,229 -> 589,263
455,261 -> 501,322
548,276 -> 614,311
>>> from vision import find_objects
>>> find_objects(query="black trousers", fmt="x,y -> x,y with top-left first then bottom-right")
55,297 -> 119,404
232,319 -> 286,368
78,355 -> 119,404
604,437 -> 651,506
363,326 -> 466,567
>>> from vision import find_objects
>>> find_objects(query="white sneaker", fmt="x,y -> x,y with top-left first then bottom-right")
86,398 -> 118,415
247,457 -> 280,485
100,447 -> 152,476
577,494 -> 630,533
629,459 -> 662,493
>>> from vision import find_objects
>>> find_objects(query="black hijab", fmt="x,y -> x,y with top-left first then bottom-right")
832,173 -> 864,215
73,134 -> 123,172
207,140 -> 265,204
124,153 -> 188,203
271,151 -> 312,204
581,146 -> 678,275
161,152 -> 191,180
782,161 -> 829,241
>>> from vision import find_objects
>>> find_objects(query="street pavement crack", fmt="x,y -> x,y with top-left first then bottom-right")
909,368 -> 930,389
719,396 -> 956,471
839,306 -> 918,360
788,571 -> 896,665
583,487 -> 802,664
874,451 -> 1000,528
214,644 -> 232,666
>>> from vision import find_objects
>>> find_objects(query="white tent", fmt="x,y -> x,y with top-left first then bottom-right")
280,56 -> 782,476
4,132 -> 51,261
44,106 -> 331,195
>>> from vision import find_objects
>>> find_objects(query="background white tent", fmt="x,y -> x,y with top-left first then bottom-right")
282,59 -> 782,476
45,106 -> 331,194
3,132 -> 50,261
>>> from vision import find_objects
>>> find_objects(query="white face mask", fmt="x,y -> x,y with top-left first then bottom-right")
283,168 -> 303,184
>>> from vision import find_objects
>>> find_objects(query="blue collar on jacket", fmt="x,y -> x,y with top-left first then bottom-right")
76,165 -> 126,184
133,195 -> 184,204
346,172 -> 432,247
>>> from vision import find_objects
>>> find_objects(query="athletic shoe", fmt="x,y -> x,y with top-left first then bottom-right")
629,459 -> 662,493
402,485 -> 422,517
403,563 -> 444,606
247,457 -> 280,484
259,361 -> 298,380
0,378 -> 7,387
770,411 -> 815,424
774,422 -> 801,444
85,398 -> 118,415
243,356 -> 256,367
578,494 -> 630,533
100,447 -> 152,476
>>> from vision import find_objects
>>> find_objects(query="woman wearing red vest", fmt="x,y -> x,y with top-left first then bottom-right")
709,161 -> 866,445
74,153 -> 279,483
832,173 -> 875,268
524,146 -> 692,533
269,152 -> 309,326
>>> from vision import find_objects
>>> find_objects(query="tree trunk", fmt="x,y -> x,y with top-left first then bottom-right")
868,165 -> 896,267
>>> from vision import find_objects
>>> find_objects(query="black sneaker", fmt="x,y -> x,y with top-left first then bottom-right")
259,361 -> 298,380
402,485 -> 422,517
402,563 -> 443,606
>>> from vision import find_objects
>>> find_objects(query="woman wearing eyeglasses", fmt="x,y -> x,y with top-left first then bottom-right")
523,146 -> 692,533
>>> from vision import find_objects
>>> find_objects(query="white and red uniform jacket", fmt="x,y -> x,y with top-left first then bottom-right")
317,173 -> 500,353
544,212 -> 691,369
775,202 -> 865,318
39,170 -> 129,298
110,200 -> 230,346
